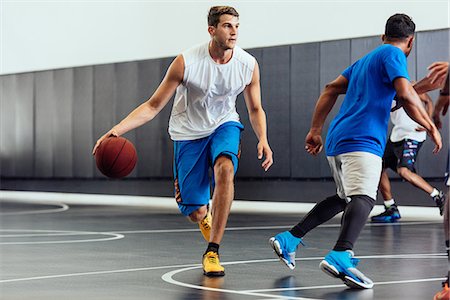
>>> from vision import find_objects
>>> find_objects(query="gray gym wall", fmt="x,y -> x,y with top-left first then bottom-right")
1,29 -> 449,180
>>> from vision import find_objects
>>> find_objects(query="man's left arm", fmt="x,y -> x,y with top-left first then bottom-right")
419,92 -> 433,117
394,77 -> 442,153
243,61 -> 273,172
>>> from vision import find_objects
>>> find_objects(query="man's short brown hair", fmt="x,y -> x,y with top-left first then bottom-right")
208,6 -> 239,27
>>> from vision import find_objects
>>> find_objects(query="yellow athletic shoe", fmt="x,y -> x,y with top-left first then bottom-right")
198,208 -> 212,242
202,251 -> 225,277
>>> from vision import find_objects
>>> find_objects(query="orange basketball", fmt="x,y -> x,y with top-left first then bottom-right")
95,136 -> 137,178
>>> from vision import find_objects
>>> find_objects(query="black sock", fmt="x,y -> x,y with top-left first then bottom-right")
205,243 -> 220,255
289,194 -> 347,238
333,195 -> 375,251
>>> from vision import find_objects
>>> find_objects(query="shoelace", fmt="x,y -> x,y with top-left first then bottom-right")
208,255 -> 218,264
201,218 -> 210,229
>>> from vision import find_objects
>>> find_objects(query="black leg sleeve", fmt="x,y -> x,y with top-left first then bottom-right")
289,194 -> 347,238
334,195 -> 375,251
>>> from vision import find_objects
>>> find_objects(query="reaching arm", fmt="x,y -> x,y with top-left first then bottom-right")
412,75 -> 445,95
418,92 -> 433,117
394,77 -> 442,153
411,62 -> 449,94
243,61 -> 273,171
305,75 -> 348,155
413,92 -> 433,132
432,63 -> 450,128
92,55 -> 184,154
427,61 -> 449,85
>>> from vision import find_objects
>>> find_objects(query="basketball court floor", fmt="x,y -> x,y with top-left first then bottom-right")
0,182 -> 447,300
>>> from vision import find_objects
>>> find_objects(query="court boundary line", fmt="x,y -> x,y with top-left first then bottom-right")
161,253 -> 447,300
0,190 -> 443,220
0,229 -> 124,245
1,253 -> 445,284
0,202 -> 69,215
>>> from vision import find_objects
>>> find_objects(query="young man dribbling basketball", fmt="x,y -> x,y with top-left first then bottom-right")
93,6 -> 273,277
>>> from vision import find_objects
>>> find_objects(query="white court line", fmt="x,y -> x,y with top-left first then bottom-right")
0,263 -> 200,284
0,229 -> 124,245
0,233 -> 103,238
244,277 -> 446,293
0,251 -> 445,300
0,202 -> 69,215
161,253 -> 447,299
0,190 -> 444,220
161,265 -> 320,300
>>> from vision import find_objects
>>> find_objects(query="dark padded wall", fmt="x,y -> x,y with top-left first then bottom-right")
416,30 -> 450,178
1,29 -> 448,179
73,67 -> 94,178
0,73 -> 34,177
290,42 -> 321,178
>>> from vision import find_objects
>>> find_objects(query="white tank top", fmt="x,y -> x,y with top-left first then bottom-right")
390,106 -> 426,143
168,42 -> 256,141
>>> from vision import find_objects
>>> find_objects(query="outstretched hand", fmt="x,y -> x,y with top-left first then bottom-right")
427,61 -> 449,85
257,141 -> 273,171
92,129 -> 119,155
305,131 -> 323,156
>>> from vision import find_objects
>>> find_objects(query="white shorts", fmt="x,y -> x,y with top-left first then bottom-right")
327,151 -> 382,201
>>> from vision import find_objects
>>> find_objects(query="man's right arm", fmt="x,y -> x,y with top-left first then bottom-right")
93,55 -> 184,154
305,75 -> 348,155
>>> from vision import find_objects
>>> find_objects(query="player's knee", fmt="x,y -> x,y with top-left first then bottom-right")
397,167 -> 412,179
189,206 -> 208,223
214,156 -> 234,183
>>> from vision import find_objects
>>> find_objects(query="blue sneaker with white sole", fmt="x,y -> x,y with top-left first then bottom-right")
371,204 -> 401,223
320,250 -> 373,289
269,231 -> 304,270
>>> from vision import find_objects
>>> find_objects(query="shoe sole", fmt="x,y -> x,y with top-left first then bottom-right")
203,270 -> 225,277
371,216 -> 401,223
269,237 -> 295,270
319,260 -> 373,289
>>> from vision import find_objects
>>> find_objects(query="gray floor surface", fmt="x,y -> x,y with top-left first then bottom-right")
0,197 -> 447,300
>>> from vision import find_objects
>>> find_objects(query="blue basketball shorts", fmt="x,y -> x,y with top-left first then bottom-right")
383,139 -> 422,172
173,121 -> 243,216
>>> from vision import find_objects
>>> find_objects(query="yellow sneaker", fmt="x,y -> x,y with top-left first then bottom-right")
202,251 -> 225,277
198,208 -> 212,242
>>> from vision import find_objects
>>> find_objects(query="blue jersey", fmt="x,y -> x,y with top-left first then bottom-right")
325,44 -> 410,157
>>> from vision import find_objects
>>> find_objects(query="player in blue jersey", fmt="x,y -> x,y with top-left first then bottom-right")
269,14 -> 442,289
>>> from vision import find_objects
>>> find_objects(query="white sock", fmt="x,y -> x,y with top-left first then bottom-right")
384,199 -> 395,208
430,188 -> 440,197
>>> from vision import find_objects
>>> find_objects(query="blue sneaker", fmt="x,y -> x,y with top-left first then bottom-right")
371,204 -> 401,223
269,231 -> 304,270
319,250 -> 373,289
